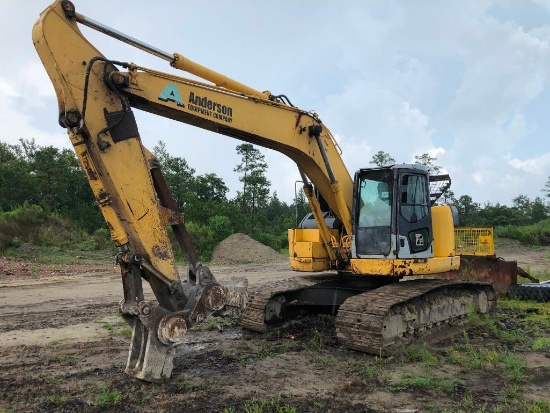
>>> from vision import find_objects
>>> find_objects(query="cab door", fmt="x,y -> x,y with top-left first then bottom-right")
396,171 -> 433,259
353,168 -> 395,258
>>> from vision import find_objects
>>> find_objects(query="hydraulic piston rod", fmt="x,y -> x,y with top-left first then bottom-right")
63,1 -> 267,98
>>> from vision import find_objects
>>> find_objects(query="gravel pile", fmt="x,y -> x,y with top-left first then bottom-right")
209,233 -> 287,265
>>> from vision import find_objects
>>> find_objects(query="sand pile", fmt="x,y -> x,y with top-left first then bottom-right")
209,233 -> 287,265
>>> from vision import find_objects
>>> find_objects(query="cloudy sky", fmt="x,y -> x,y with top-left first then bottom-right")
2,0 -> 550,207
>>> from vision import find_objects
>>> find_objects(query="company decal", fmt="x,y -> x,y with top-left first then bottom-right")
157,84 -> 233,123
188,92 -> 233,123
158,84 -> 184,107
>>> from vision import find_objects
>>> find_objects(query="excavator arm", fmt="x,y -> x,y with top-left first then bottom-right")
32,1 -> 354,380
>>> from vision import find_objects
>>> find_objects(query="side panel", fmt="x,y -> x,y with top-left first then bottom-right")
431,205 -> 456,258
288,228 -> 337,272
350,256 -> 460,277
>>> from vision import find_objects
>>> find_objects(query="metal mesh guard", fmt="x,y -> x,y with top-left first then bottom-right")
454,227 -> 494,256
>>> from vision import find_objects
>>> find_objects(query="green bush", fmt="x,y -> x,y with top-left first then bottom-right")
495,225 -> 522,241
92,227 -> 114,250
168,222 -> 216,262
0,204 -> 47,250
495,218 -> 550,246
0,218 -> 18,251
4,203 -> 46,228
253,231 -> 288,252
208,215 -> 233,244
187,222 -> 215,261
0,203 -> 106,252
252,232 -> 280,251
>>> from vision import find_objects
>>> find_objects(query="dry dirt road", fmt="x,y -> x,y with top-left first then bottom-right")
0,241 -> 549,412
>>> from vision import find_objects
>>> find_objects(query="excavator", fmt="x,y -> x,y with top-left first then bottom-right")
33,1 -> 515,382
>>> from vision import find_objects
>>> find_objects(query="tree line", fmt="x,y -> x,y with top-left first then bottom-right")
0,139 -> 309,259
2,140 -> 550,257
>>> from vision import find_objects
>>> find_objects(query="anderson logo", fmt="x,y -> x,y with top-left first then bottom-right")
188,92 -> 233,122
158,84 -> 184,107
157,84 -> 233,123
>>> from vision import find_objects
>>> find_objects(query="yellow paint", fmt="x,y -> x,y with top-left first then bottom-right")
33,2 -> 178,282
350,256 -> 460,276
431,205 -> 456,258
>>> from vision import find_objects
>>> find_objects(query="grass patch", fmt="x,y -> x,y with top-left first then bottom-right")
446,332 -> 527,390
100,321 -> 114,331
525,399 -> 550,413
191,316 -> 235,331
388,375 -> 456,394
313,355 -> 337,367
177,375 -> 195,392
44,376 -> 62,386
402,343 -> 439,365
56,354 -> 77,366
501,383 -> 524,406
122,326 -> 133,338
305,329 -> 324,351
499,299 -> 550,332
243,394 -> 296,413
257,340 -> 276,359
3,243 -> 111,265
350,359 -> 381,383
532,337 -> 550,351
46,395 -> 67,405
97,390 -> 124,406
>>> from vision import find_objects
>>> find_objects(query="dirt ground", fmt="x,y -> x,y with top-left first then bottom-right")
0,239 -> 549,412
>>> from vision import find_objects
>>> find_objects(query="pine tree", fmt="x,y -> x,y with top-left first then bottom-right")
234,144 -> 270,229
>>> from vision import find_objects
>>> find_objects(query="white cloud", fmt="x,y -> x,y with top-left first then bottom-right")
508,152 -> 550,174
1,0 -> 550,208
0,78 -> 20,98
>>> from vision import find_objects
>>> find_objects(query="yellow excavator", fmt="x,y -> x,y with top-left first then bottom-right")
33,0 -> 515,382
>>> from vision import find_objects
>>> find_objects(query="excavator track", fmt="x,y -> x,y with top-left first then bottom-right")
336,279 -> 496,355
240,275 -> 338,332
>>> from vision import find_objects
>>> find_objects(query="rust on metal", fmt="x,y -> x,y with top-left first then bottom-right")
79,150 -> 98,180
96,190 -> 112,207
438,256 -> 518,293
152,245 -> 170,260
157,314 -> 187,345
203,284 -> 226,312
517,266 -> 539,283
217,276 -> 249,318
240,276 -> 329,332
150,167 -> 201,274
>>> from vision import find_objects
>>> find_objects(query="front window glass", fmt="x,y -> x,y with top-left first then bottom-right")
358,171 -> 392,228
355,170 -> 393,256
400,174 -> 428,223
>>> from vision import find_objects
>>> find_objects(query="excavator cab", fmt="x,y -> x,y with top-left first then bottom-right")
353,164 -> 433,260
290,163 -> 460,276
